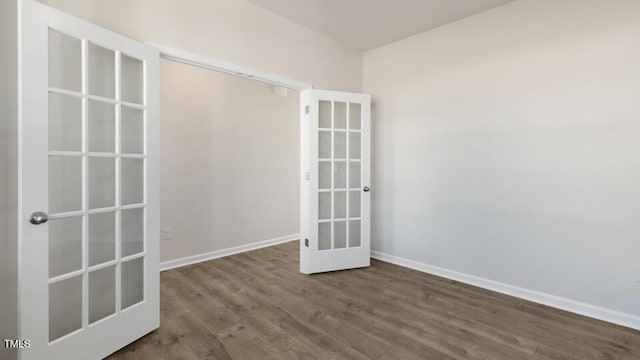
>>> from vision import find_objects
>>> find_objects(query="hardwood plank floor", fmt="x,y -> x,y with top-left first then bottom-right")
108,241 -> 640,360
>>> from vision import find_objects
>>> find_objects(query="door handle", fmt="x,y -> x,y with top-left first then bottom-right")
363,187 -> 370,192
29,211 -> 49,225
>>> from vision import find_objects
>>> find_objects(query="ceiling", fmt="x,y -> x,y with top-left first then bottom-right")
246,0 -> 514,51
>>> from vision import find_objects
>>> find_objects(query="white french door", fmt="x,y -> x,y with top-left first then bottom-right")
300,90 -> 371,274
19,1 -> 159,359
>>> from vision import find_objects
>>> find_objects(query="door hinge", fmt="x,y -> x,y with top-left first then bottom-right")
305,105 -> 309,114
304,238 -> 309,247
305,171 -> 310,180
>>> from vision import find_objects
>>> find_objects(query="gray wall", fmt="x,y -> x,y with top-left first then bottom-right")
364,0 -> 640,321
0,0 -> 18,359
160,60 -> 299,263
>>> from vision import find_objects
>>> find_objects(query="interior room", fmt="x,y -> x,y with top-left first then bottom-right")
1,0 -> 639,359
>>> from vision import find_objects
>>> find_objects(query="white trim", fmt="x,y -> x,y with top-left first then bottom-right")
160,234 -> 300,271
371,250 -> 640,331
146,42 -> 312,91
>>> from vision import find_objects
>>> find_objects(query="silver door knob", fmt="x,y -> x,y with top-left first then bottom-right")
363,187 -> 370,192
29,212 -> 49,225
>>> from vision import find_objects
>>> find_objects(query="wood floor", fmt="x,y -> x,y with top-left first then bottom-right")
108,241 -> 640,360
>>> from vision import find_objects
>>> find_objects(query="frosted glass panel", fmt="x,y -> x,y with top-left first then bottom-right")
88,43 -> 115,98
49,156 -> 82,214
349,103 -> 361,130
88,100 -> 115,153
122,208 -> 144,257
349,191 -> 361,218
89,266 -> 116,324
49,276 -> 82,341
319,131 -> 331,159
319,162 -> 331,189
48,30 -> 81,91
349,162 -> 361,188
49,216 -> 82,278
334,102 -> 347,129
319,101 -> 331,128
121,159 -> 144,205
334,191 -> 346,219
349,220 -> 361,247
49,93 -> 82,152
319,193 -> 331,221
334,132 -> 346,159
122,258 -> 144,309
318,223 -> 331,250
334,162 -> 346,189
89,212 -> 116,266
349,133 -> 361,159
121,54 -> 144,104
89,157 -> 115,209
334,221 -> 346,249
121,106 -> 144,154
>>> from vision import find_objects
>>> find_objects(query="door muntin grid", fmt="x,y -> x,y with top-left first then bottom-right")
317,100 -> 363,251
47,29 -> 147,342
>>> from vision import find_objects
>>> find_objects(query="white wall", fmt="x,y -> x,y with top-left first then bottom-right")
364,0 -> 640,324
0,0 -> 18,359
160,60 -> 299,263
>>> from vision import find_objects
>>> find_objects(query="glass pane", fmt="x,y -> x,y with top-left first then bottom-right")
88,43 -> 115,98
121,107 -> 144,154
318,223 -> 331,250
49,276 -> 82,341
49,156 -> 82,214
89,266 -> 116,324
318,193 -> 331,221
334,102 -> 347,129
334,221 -> 346,249
334,162 -> 346,189
319,101 -> 331,128
122,208 -> 144,257
49,216 -> 82,278
349,191 -> 361,218
349,162 -> 361,189
49,93 -> 82,152
89,157 -> 115,209
334,191 -> 346,219
48,30 -> 81,91
334,132 -> 346,159
121,54 -> 144,104
88,212 -> 115,266
349,132 -> 361,160
121,158 -> 144,205
349,220 -> 361,247
319,131 -> 331,159
349,103 -> 362,130
319,162 -> 331,189
122,258 -> 144,309
88,100 -> 115,153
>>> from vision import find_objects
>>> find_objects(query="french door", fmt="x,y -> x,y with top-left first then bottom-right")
300,90 -> 371,274
19,1 -> 159,359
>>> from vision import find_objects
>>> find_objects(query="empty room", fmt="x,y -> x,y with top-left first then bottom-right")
1,0 -> 640,359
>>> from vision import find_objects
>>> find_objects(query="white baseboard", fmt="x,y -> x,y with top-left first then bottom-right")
160,234 -> 299,271
371,250 -> 640,331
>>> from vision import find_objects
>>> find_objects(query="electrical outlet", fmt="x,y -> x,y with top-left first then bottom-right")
373,222 -> 379,232
161,227 -> 172,241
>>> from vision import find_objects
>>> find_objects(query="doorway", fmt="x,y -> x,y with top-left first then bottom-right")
158,59 -> 301,266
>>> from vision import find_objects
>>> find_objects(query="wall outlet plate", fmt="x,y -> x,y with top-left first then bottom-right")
161,227 -> 172,241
